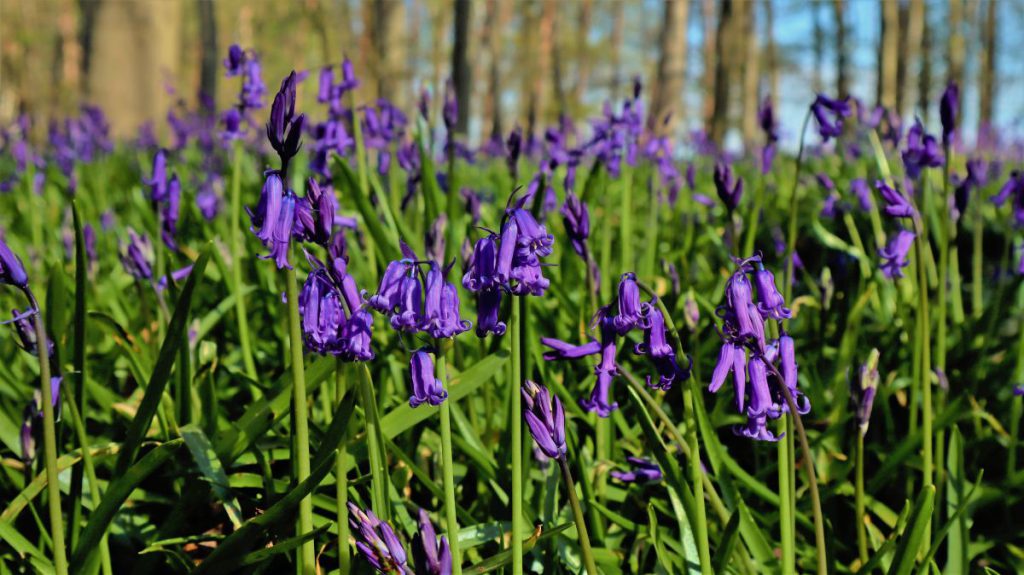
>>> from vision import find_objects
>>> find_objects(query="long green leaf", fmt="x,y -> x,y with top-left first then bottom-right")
115,245 -> 211,476
0,520 -> 56,574
888,485 -> 936,575
1,444 -> 120,524
180,425 -> 244,529
330,153 -> 400,261
71,439 -> 186,570
465,524 -> 572,574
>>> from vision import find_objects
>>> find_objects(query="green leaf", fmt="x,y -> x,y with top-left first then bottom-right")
944,425 -> 968,574
330,153 -> 399,262
917,472 -> 983,575
0,520 -> 56,574
115,244 -> 211,476
180,425 -> 244,529
71,439 -> 186,570
236,524 -> 332,568
465,523 -> 572,574
712,511 -> 742,574
1,444 -> 120,524
888,484 -> 936,575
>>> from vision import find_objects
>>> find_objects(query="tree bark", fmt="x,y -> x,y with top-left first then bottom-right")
710,0 -> 744,144
741,2 -> 759,146
898,0 -> 924,116
978,0 -> 996,130
610,0 -> 625,100
374,0 -> 407,109
451,0 -> 473,134
701,0 -> 718,130
649,0 -> 690,135
197,0 -> 218,116
948,0 -> 965,118
833,0 -> 849,97
764,0 -> 778,107
877,0 -> 900,109
572,0 -> 593,112
918,3 -> 932,120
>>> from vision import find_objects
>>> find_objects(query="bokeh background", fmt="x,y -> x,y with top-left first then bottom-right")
2,0 -> 1024,148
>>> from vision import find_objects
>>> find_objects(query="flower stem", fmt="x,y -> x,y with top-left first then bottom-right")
358,362 -> 390,520
855,431 -> 868,565
784,109 -> 813,302
621,163 -> 634,270
32,301 -> 69,575
436,351 -> 463,575
684,379 -> 713,575
971,195 -> 984,320
283,266 -> 315,574
334,359 -> 351,574
229,142 -> 258,381
511,296 -> 524,575
914,216 -> 934,493
558,458 -> 599,575
778,416 -> 795,575
777,382 -> 827,575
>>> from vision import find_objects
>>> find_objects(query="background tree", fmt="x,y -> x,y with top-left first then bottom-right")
649,0 -> 689,136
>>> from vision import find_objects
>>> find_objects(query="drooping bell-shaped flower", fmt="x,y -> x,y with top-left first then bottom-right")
10,307 -> 51,357
161,173 -> 181,250
611,456 -> 663,483
348,503 -> 413,574
879,228 -> 916,279
752,267 -> 791,320
850,179 -> 873,212
143,150 -> 168,202
422,262 -> 471,339
522,380 -> 567,460
714,161 -> 744,211
119,228 -> 154,280
581,318 -> 620,417
298,267 -> 345,354
724,270 -> 757,340
463,235 -> 501,292
412,509 -> 453,575
634,307 -> 688,390
612,272 -> 651,334
409,350 -> 447,408
851,348 -> 880,434
0,237 -> 29,289
561,191 -> 590,259
811,93 -> 852,141
940,82 -> 959,145
258,188 -> 297,270
339,309 -> 375,362
876,180 -> 917,220
294,178 -> 336,246
902,119 -> 944,180
249,171 -> 284,244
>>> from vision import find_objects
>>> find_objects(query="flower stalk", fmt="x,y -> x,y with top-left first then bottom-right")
335,359 -> 352,574
511,296 -> 524,575
436,350 -> 463,575
229,141 -> 258,381
558,457 -> 599,575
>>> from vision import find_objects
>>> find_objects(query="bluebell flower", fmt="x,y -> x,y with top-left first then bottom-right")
811,93 -> 851,141
119,228 -> 154,280
409,350 -> 447,408
348,503 -> 412,574
412,509 -> 453,575
879,228 -> 916,279
611,457 -> 663,483
876,180 -> 917,219
902,119 -> 944,179
0,236 -> 29,289
422,262 -> 471,339
522,379 -> 567,459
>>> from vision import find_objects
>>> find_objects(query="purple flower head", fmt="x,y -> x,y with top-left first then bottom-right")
422,261 -> 471,339
876,180 -> 917,220
443,78 -> 458,131
759,97 -> 779,173
262,190 -> 297,269
879,228 -> 916,279
610,456 -> 663,483
522,380 -> 567,459
197,179 -> 221,221
714,161 -> 743,211
940,82 -> 959,145
852,348 -> 880,433
0,237 -> 29,289
902,119 -> 944,179
463,234 -> 502,293
561,191 -> 590,259
143,150 -> 168,202
340,57 -> 360,92
348,503 -> 412,574
156,265 -> 194,292
339,309 -> 375,362
298,267 -> 345,354
507,126 -> 523,178
119,228 -> 153,280
752,266 -> 791,320
736,411 -> 779,442
723,270 -> 757,340
161,174 -> 181,250
295,178 -> 336,246
249,172 -> 298,269
991,171 -> 1024,227
409,350 -> 447,408
10,307 -> 51,357
612,272 -> 651,334
778,333 -> 810,414
811,93 -> 851,141
634,307 -> 689,390
850,179 -> 873,211
367,255 -> 417,315
499,207 -> 554,297
224,45 -> 245,76
953,158 -> 987,217
580,318 -> 620,417
413,509 -> 453,575
266,71 -> 306,172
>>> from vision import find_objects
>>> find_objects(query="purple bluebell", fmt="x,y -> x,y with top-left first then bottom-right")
583,318 -> 620,417
752,266 -> 791,320
714,161 -> 743,211
0,237 -> 29,289
811,93 -> 851,141
499,207 -> 554,297
852,349 -> 880,434
143,150 -> 168,202
506,126 -> 523,179
902,119 -> 944,179
850,179 -> 873,211
522,380 -> 567,460
940,82 -> 959,145
991,171 -> 1024,227
224,45 -> 245,76
421,262 -> 471,339
633,307 -> 688,390
339,309 -> 375,362
161,174 -> 181,250
611,457 -> 663,483
953,158 -> 987,218
294,178 -> 336,246
299,267 -> 345,354
409,350 -> 447,408
759,97 -> 779,174
196,179 -> 221,221
412,509 -> 453,575
156,265 -> 195,292
348,503 -> 412,574
249,172 -> 298,269
266,71 -> 305,175
10,307 -> 50,357
612,272 -> 651,334
119,228 -> 154,280
878,228 -> 916,279
561,191 -> 590,259
876,180 -> 917,219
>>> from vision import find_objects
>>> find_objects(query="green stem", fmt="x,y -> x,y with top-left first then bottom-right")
229,143 -> 258,380
283,267 -> 315,574
621,163 -> 634,270
777,380 -> 827,575
784,110 -> 813,302
685,379 -> 712,575
436,351 -> 463,575
558,458 -> 599,575
1008,304 -> 1024,474
742,174 -> 765,257
32,301 -> 69,575
971,201 -> 984,320
778,415 -> 795,575
855,431 -> 867,566
914,216 -> 933,493
358,363 -> 390,520
511,296 -> 524,575
335,359 -> 351,574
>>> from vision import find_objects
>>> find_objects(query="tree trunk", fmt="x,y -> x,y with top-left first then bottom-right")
610,0 -> 625,100
741,1 -> 759,146
649,0 -> 689,135
812,2 -> 824,93
899,0 -> 924,116
978,0 -> 996,130
701,0 -> 718,131
78,0 -> 101,95
764,0 -> 778,107
710,0 -> 743,144
374,0 -> 407,109
948,0 -> 965,118
833,0 -> 849,97
197,0 -> 218,116
877,0 -> 900,109
552,2 -> 568,119
918,3 -> 932,120
572,0 -> 593,113
451,0 -> 472,134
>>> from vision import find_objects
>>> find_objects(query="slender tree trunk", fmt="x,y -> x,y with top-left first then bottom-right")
741,2 -> 759,146
710,0 -> 743,144
764,0 -> 778,107
610,0 -> 625,100
701,0 -> 718,131
812,2 -> 824,93
573,0 -> 593,113
430,0 -> 449,107
197,0 -> 218,115
918,3 -> 932,120
374,0 -> 407,109
524,0 -> 554,136
78,0 -> 101,95
877,0 -> 900,109
552,2 -> 568,119
650,0 -> 690,135
451,0 -> 473,134
978,0 -> 997,130
899,0 -> 925,116
833,0 -> 849,97
948,0 -> 965,118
